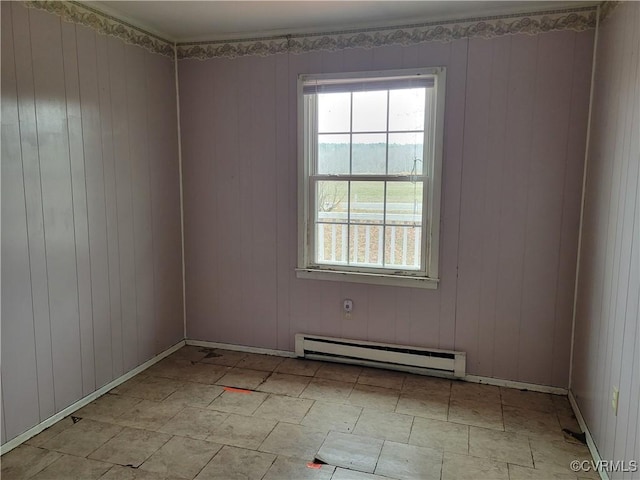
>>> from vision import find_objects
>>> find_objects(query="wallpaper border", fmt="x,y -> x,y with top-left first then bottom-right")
22,1 -> 603,61
176,6 -> 598,60
23,0 -> 175,58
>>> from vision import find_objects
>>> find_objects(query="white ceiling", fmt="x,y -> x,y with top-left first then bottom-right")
90,1 -> 597,43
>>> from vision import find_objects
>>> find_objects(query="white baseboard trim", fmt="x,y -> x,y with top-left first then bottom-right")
464,374 -> 568,395
568,390 -> 608,480
0,339 -> 186,456
185,339 -> 297,358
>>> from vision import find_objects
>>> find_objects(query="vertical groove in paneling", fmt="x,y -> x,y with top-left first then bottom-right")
1,0 -> 41,440
437,39 -> 466,351
30,7 -> 84,410
1,2 -> 183,445
572,1 -> 640,473
97,33 -> 123,378
61,20 -> 95,397
10,1 -> 57,420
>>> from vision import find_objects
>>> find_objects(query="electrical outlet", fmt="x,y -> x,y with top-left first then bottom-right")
612,386 -> 619,416
343,299 -> 353,319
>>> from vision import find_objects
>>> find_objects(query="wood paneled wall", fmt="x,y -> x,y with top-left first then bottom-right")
179,29 -> 594,388
1,2 -> 184,444
572,3 -> 640,475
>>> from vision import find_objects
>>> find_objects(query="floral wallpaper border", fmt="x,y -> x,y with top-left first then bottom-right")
24,1 -> 613,61
23,0 -> 175,58
176,6 -> 598,60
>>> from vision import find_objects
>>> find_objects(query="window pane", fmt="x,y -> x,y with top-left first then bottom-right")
386,182 -> 423,225
352,133 -> 386,174
388,132 -> 424,175
349,224 -> 383,266
350,181 -> 384,225
318,92 -> 350,133
316,181 -> 348,223
316,223 -> 348,264
384,225 -> 421,269
352,90 -> 387,132
318,134 -> 350,174
389,88 -> 425,131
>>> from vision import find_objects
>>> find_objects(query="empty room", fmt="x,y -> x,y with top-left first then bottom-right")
1,0 -> 638,479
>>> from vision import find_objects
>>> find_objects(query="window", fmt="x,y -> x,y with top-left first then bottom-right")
297,68 -> 445,288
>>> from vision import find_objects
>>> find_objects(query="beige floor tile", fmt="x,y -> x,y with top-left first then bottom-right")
209,413 -> 277,449
358,368 -> 406,390
253,395 -> 314,423
257,372 -> 311,396
552,395 -> 575,417
215,368 -> 270,390
236,353 -> 284,372
158,407 -> 228,440
375,440 -> 443,480
451,382 -> 501,404
115,400 -> 184,431
171,346 -> 210,362
402,374 -> 451,397
145,358 -> 193,380
116,376 -> 185,402
331,468 -> 390,480
276,358 -> 322,376
557,413 -> 581,433
30,454 -> 112,480
468,426 -> 533,467
503,404 -> 562,437
500,388 -> 555,414
26,417 -> 75,447
299,378 -> 355,402
262,456 -> 335,480
208,389 -> 268,415
508,464 -> 578,480
442,451 -> 508,480
200,349 -> 247,367
396,391 -> 449,420
75,393 -> 142,423
178,363 -> 230,385
315,431 -> 383,474
301,401 -> 362,434
347,384 -> 399,411
41,418 -> 122,457
448,398 -> 504,431
140,436 -> 222,479
353,408 -> 413,443
101,464 -> 184,479
194,445 -> 275,480
110,374 -> 149,394
315,363 -> 362,383
0,445 -> 62,480
529,437 -> 594,477
162,383 -> 225,408
259,423 -> 327,459
89,427 -> 171,467
409,417 -> 469,453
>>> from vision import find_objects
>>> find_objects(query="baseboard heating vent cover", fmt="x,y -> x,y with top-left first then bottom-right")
295,334 -> 466,378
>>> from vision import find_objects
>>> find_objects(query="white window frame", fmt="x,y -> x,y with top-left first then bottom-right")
296,67 -> 445,289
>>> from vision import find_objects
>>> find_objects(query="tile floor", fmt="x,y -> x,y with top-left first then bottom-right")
1,346 -> 598,480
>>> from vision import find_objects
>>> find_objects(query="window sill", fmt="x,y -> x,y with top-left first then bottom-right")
295,268 -> 439,289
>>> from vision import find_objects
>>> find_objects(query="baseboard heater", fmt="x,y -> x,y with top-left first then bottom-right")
295,334 -> 466,378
